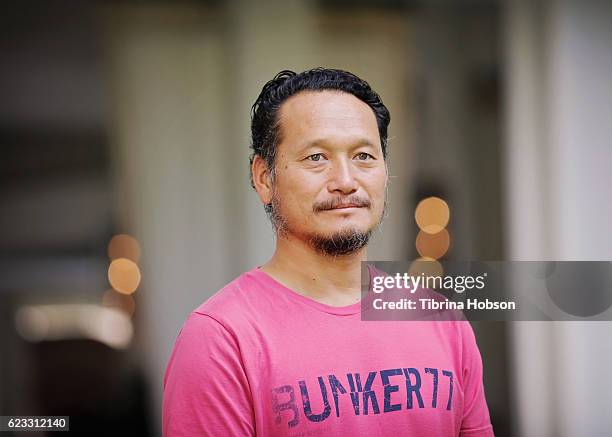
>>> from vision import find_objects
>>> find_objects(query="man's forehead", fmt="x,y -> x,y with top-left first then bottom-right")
279,90 -> 375,118
277,90 -> 379,140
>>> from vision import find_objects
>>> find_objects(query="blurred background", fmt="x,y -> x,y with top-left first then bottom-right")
1,0 -> 610,435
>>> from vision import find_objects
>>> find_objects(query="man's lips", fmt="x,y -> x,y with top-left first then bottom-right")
314,198 -> 371,212
328,204 -> 362,210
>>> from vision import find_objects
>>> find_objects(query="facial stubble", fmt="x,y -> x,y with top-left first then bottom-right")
265,179 -> 389,257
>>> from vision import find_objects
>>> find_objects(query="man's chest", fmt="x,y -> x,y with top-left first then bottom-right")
240,321 -> 464,435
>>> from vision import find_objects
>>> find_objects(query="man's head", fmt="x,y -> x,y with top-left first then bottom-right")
250,68 -> 390,257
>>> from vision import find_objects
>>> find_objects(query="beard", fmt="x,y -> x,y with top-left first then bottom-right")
265,189 -> 387,257
308,227 -> 372,256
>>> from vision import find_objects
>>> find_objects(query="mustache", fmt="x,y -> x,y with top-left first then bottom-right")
313,196 -> 371,212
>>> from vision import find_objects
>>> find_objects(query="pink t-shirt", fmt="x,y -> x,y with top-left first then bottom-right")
163,266 -> 495,436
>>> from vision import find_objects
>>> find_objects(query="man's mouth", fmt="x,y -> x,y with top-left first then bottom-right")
330,203 -> 362,210
314,197 -> 371,212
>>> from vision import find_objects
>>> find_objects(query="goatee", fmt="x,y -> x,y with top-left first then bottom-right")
308,228 -> 372,256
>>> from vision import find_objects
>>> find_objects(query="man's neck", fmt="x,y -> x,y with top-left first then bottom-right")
260,234 -> 366,307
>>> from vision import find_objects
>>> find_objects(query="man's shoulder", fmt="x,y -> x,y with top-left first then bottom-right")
192,267 -> 264,329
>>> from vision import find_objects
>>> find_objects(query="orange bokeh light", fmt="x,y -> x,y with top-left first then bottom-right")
416,229 -> 450,259
409,257 -> 444,278
108,258 -> 141,295
415,197 -> 450,234
108,234 -> 141,262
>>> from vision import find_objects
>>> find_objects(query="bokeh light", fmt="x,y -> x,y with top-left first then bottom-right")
416,229 -> 451,259
108,234 -> 141,262
108,258 -> 141,295
408,257 -> 444,278
415,196 -> 450,234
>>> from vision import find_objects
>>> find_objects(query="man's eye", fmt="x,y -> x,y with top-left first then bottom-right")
307,153 -> 324,162
356,152 -> 373,160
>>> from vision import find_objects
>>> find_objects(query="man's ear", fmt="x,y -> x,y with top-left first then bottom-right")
251,155 -> 273,206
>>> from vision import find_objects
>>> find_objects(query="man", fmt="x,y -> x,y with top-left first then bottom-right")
162,68 -> 494,436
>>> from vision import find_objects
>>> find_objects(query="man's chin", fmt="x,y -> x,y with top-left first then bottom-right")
306,228 -> 372,256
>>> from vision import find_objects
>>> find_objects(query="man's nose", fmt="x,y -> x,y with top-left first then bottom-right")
327,158 -> 358,194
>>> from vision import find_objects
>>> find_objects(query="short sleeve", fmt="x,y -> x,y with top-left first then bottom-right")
162,312 -> 255,437
459,322 -> 495,437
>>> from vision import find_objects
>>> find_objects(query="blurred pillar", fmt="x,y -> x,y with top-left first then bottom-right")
504,1 -> 556,435
103,5 -> 231,433
504,0 -> 612,436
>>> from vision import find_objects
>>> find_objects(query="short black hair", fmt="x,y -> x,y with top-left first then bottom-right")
249,68 -> 391,188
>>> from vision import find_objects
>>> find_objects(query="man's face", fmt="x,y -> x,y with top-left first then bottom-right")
267,90 -> 388,255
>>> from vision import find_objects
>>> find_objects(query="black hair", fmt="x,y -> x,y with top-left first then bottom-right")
249,67 -> 391,188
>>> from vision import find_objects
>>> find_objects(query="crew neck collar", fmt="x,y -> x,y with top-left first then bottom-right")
252,265 -> 375,316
